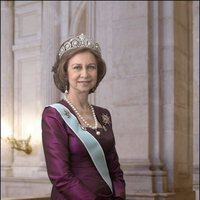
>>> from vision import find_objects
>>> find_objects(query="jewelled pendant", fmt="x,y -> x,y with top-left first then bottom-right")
96,130 -> 101,135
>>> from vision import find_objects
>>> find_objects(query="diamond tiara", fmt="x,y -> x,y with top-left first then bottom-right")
58,33 -> 101,58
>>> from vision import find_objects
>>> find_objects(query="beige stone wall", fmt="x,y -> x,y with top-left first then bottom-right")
193,1 -> 199,200
96,1 -> 149,161
1,1 -> 199,200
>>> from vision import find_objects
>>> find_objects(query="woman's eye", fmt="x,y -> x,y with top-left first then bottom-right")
73,65 -> 81,70
88,65 -> 97,69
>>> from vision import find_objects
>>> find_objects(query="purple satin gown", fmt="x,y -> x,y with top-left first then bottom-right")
42,100 -> 126,200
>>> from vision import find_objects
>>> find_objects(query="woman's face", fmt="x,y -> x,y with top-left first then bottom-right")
67,51 -> 98,95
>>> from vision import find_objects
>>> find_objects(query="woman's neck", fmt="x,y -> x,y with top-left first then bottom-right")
66,93 -> 90,111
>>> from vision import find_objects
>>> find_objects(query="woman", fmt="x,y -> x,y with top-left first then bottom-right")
42,33 -> 126,200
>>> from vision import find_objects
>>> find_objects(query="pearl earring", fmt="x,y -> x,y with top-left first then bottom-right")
65,85 -> 68,94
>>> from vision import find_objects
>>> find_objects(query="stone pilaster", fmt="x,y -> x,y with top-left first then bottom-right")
148,0 -> 168,193
38,1 -> 61,173
1,1 -> 14,176
161,1 -> 195,199
40,1 -> 60,107
60,1 -> 70,44
192,2 -> 199,200
87,1 -> 96,105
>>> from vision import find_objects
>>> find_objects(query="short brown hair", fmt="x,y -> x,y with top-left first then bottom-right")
52,47 -> 106,93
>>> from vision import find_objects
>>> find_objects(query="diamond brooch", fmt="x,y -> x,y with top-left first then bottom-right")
102,113 -> 111,126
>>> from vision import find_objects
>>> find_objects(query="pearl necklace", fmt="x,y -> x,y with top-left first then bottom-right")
64,96 -> 101,135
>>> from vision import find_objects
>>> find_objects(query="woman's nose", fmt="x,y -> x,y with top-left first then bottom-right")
81,68 -> 88,77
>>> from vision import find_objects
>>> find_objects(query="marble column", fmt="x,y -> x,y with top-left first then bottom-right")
40,1 -> 60,107
148,1 -> 168,193
38,1 -> 61,173
161,1 -> 195,199
1,1 -> 14,177
88,1 -> 96,105
60,1 -> 70,46
192,2 -> 199,200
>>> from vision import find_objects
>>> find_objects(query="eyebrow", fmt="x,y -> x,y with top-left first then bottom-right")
71,63 -> 97,66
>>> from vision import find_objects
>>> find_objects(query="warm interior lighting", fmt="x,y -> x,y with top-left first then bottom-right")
1,120 -> 32,154
1,120 -> 12,138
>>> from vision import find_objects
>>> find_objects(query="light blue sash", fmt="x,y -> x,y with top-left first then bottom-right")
48,103 -> 113,193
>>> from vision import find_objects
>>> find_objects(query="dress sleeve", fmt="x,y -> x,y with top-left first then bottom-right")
105,111 -> 126,200
107,146 -> 126,199
41,107 -> 97,200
